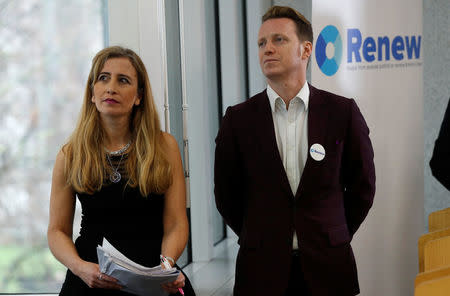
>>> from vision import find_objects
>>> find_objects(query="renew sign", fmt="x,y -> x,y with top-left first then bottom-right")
347,28 -> 421,63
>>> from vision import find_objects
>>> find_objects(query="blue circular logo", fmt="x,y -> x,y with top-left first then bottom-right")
315,25 -> 342,76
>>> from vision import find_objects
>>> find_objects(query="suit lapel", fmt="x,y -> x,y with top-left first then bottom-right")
254,91 -> 294,199
295,84 -> 329,199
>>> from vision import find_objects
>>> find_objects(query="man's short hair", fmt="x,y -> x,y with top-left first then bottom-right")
262,6 -> 313,45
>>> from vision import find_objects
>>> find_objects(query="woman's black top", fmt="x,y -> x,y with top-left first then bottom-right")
59,154 -> 194,296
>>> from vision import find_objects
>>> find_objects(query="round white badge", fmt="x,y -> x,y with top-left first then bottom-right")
310,143 -> 326,161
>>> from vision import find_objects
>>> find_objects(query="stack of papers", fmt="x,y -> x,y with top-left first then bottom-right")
97,238 -> 180,296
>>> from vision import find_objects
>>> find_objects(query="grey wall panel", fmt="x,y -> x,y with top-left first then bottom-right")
424,0 -> 450,229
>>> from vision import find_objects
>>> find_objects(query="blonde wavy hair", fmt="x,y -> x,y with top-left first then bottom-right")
63,46 -> 171,196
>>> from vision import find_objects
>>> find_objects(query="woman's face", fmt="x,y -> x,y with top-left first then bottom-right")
92,57 -> 141,119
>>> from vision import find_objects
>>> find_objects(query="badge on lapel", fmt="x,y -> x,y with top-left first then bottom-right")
310,143 -> 325,161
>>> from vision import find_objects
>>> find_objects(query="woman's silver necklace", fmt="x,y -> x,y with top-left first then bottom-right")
105,141 -> 131,183
105,141 -> 131,156
106,153 -> 124,183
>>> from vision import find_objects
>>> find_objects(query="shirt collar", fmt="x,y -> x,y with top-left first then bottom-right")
267,81 -> 310,112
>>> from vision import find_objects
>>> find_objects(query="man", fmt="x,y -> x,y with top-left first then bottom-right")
214,5 -> 375,296
430,98 -> 450,191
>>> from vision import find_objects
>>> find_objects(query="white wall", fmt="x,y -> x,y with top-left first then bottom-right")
108,0 -> 167,127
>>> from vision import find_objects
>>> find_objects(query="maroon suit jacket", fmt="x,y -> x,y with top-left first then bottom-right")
214,84 -> 376,296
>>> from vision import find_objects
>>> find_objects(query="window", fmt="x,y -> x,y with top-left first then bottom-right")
0,0 -> 106,292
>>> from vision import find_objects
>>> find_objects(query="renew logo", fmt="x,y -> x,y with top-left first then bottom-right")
315,25 -> 343,76
347,29 -> 421,63
315,25 -> 422,76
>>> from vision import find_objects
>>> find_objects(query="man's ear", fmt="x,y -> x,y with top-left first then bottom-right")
302,41 -> 313,60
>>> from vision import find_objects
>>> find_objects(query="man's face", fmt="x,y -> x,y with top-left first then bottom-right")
257,18 -> 308,80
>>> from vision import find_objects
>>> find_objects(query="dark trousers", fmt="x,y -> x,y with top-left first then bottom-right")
284,251 -> 310,296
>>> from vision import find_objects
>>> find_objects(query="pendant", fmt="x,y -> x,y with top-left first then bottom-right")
110,171 -> 121,183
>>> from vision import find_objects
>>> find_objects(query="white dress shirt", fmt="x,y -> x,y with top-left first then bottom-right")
267,82 -> 309,249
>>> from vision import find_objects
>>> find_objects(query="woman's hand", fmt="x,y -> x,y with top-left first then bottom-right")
161,272 -> 185,294
74,260 -> 122,290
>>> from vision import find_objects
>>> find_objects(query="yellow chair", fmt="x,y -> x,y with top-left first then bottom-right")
429,207 -> 450,232
424,235 -> 450,271
418,228 -> 450,272
415,266 -> 450,288
414,274 -> 450,296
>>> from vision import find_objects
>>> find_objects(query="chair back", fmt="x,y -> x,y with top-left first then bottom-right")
424,235 -> 450,271
415,266 -> 450,288
429,207 -> 450,232
415,275 -> 450,296
418,228 -> 450,272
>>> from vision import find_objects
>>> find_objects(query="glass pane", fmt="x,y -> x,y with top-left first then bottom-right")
0,0 -> 105,292
210,0 -> 225,245
164,0 -> 191,267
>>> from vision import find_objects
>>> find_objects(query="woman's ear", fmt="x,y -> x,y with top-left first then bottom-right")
134,88 -> 144,106
134,96 -> 141,106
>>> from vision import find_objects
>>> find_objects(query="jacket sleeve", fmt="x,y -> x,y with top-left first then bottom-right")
214,107 -> 245,235
342,99 -> 376,236
429,98 -> 450,191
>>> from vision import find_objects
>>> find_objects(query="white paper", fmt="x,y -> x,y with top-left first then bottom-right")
97,238 -> 180,296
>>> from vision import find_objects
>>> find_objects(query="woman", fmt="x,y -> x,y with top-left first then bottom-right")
48,46 -> 194,295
